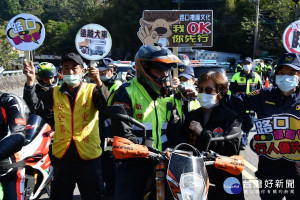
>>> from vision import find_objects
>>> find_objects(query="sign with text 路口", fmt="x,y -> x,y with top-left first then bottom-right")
137,10 -> 213,47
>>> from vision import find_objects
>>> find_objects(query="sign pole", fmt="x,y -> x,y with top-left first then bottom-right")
25,51 -> 31,63
173,47 -> 178,78
90,60 -> 96,68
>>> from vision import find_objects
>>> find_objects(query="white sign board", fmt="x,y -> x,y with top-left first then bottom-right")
6,13 -> 45,51
75,24 -> 112,60
283,20 -> 300,54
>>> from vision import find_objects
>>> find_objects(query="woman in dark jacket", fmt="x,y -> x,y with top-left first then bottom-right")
183,71 -> 245,200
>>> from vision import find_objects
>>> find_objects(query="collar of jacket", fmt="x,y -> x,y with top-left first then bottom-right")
240,70 -> 255,79
59,82 -> 82,97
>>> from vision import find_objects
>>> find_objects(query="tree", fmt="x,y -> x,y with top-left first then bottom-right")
0,24 -> 20,70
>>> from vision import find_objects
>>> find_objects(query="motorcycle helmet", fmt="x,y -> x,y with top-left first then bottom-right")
135,44 -> 181,95
36,62 -> 58,88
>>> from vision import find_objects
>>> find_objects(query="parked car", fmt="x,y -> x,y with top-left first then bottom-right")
178,54 -> 191,66
114,61 -> 135,82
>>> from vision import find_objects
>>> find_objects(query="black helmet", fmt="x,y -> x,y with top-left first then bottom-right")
135,44 -> 181,95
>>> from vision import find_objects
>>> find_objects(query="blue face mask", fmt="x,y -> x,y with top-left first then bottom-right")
100,74 -> 110,81
63,74 -> 81,86
275,75 -> 299,92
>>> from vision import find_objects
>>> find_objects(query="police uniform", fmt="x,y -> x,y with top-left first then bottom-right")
176,64 -> 200,119
230,68 -> 261,148
228,87 -> 300,200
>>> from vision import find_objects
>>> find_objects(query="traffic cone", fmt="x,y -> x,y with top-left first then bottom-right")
264,77 -> 270,88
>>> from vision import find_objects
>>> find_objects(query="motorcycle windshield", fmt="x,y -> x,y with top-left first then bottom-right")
167,153 -> 209,200
25,114 -> 46,145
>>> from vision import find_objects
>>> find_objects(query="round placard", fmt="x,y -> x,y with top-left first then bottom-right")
75,24 -> 112,60
6,13 -> 45,51
282,20 -> 300,54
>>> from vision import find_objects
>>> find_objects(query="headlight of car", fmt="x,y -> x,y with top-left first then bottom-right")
180,172 -> 206,200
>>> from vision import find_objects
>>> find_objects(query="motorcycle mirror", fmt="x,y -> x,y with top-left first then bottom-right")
104,106 -> 147,145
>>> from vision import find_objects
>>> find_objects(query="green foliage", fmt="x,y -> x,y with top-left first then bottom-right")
0,24 -> 19,70
0,0 -> 299,62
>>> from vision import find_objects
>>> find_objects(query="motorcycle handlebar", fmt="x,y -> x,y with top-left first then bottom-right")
204,127 -> 241,152
104,106 -> 147,145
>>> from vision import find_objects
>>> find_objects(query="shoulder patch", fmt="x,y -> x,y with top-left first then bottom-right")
248,89 -> 261,96
296,105 -> 300,111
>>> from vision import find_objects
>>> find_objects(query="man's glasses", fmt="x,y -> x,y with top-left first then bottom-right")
197,86 -> 216,94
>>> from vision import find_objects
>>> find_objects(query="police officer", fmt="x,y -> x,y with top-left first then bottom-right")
97,57 -> 122,199
0,92 -> 29,200
229,57 -> 261,150
263,60 -> 273,82
110,44 -> 183,200
176,63 -> 200,117
235,63 -> 243,73
227,52 -> 300,200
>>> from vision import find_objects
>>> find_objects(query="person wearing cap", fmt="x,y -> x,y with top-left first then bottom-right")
229,57 -> 262,150
97,57 -> 122,104
109,44 -> 184,200
175,63 -> 200,116
23,53 -> 109,200
96,57 -> 121,199
227,52 -> 300,200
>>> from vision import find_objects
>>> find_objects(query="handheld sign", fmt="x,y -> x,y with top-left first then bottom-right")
6,13 -> 45,62
250,113 -> 300,161
75,24 -> 112,63
283,20 -> 300,54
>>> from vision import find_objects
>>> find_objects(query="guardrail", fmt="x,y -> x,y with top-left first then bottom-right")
0,70 -> 23,78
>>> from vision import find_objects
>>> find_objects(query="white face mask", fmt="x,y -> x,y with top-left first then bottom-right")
243,64 -> 252,71
180,81 -> 194,90
197,93 -> 218,109
63,74 -> 81,86
276,75 -> 299,92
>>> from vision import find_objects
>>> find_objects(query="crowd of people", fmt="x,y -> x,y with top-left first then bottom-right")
0,43 -> 299,200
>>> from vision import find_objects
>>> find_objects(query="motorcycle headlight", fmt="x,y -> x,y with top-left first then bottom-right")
180,172 -> 206,200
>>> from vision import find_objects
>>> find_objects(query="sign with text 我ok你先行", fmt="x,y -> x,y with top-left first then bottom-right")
137,10 -> 213,47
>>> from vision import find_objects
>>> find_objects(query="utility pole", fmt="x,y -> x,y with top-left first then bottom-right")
253,0 -> 260,59
172,0 -> 184,10
293,0 -> 300,20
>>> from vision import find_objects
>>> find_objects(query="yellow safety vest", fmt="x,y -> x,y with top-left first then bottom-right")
124,78 -> 177,150
52,83 -> 102,160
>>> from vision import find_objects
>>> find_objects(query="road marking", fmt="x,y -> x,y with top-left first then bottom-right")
244,159 -> 258,172
242,170 -> 259,188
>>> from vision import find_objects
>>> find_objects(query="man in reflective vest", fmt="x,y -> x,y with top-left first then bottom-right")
110,44 -> 184,200
23,53 -> 109,200
229,57 -> 261,150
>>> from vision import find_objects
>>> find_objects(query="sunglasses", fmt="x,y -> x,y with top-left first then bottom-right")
197,86 -> 216,94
